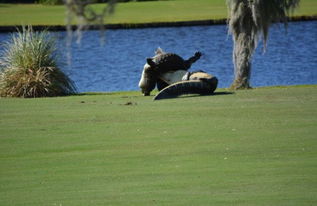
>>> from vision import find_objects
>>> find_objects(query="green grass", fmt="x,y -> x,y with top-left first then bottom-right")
1,86 -> 317,205
0,0 -> 316,26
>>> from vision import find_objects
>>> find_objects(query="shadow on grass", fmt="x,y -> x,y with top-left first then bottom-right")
74,91 -> 234,100
155,91 -> 234,100
213,91 -> 234,96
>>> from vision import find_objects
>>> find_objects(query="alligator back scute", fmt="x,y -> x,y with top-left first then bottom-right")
152,53 -> 187,73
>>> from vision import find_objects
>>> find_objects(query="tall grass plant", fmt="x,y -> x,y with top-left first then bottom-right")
0,26 -> 76,97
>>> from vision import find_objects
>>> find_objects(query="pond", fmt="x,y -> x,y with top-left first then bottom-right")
0,21 -> 316,92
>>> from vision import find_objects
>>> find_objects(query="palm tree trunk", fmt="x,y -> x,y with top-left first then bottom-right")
231,33 -> 253,89
229,0 -> 255,90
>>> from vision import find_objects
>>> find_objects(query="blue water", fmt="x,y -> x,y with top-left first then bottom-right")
0,21 -> 316,92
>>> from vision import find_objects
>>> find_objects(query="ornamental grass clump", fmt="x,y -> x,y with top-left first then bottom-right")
0,26 -> 76,97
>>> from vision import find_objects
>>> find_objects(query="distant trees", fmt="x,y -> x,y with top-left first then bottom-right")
37,0 -> 64,5
0,0 -> 34,3
227,0 -> 300,89
0,0 -> 159,4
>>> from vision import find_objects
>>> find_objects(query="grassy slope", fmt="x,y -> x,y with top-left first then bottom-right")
1,86 -> 317,205
0,0 -> 316,26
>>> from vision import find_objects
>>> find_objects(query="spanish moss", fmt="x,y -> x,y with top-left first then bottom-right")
64,0 -> 117,65
227,0 -> 299,89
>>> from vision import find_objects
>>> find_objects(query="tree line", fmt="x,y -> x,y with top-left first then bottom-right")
0,0 -> 159,4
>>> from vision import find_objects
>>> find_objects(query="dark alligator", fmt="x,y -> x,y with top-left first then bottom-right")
138,48 -> 202,96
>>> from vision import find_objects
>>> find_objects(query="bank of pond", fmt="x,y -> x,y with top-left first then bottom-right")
0,21 -> 316,93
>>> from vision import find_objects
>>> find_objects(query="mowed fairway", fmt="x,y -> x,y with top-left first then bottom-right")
0,0 -> 316,26
0,86 -> 317,205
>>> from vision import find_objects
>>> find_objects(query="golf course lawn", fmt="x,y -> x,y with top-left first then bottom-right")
0,0 -> 316,26
1,86 -> 316,205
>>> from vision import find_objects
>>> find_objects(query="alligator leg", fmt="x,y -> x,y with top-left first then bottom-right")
184,52 -> 202,69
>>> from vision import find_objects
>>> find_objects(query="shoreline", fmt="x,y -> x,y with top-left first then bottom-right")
0,15 -> 316,33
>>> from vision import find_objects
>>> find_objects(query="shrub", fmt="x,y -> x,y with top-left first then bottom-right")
0,26 -> 76,97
